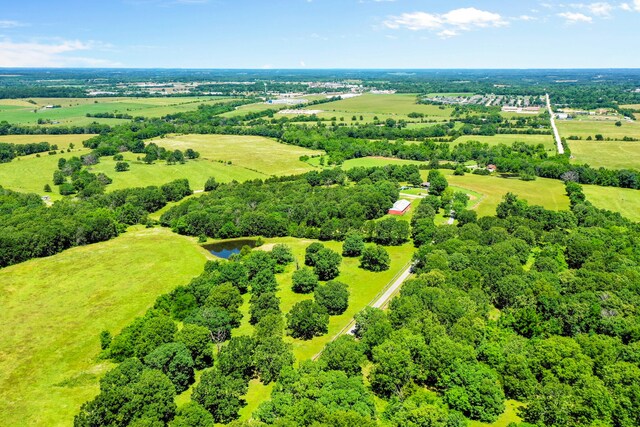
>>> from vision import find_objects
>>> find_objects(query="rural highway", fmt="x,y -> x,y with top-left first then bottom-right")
546,93 -> 565,154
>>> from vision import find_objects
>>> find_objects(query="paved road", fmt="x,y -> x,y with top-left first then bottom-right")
546,93 -> 564,154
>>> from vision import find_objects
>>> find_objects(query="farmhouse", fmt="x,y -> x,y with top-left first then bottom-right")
486,164 -> 497,173
389,199 -> 411,215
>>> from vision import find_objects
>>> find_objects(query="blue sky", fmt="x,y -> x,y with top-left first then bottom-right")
0,0 -> 639,68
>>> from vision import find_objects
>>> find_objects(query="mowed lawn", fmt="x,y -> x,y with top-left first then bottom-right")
334,156 -> 427,169
568,139 -> 640,169
454,134 -> 556,151
425,170 -> 570,217
0,227 -> 208,427
0,96 -> 235,126
582,185 -> 640,222
557,119 -> 640,140
315,93 -> 453,117
155,134 -> 323,176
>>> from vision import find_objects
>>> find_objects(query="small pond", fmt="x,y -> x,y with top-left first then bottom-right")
202,239 -> 258,259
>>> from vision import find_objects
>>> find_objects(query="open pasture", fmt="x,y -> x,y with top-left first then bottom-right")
454,134 -> 556,151
568,139 -> 640,169
155,134 -> 323,176
0,227 -> 208,427
0,96 -> 235,126
557,119 -> 640,140
334,156 -> 427,169
0,134 -> 95,150
307,93 -> 454,118
426,170 -> 570,217
582,185 -> 640,222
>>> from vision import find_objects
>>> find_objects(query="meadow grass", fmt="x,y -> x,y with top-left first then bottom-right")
426,170 -> 570,217
0,134 -> 95,150
557,119 -> 640,140
468,400 -> 524,427
332,156 -> 427,169
0,96 -> 236,126
582,185 -> 640,222
316,93 -> 453,118
568,139 -> 640,169
0,134 -> 319,198
0,227 -> 208,427
453,134 -> 556,151
154,134 -> 323,177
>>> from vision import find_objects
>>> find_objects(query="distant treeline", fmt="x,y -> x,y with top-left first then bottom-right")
0,179 -> 192,268
0,141 -> 54,163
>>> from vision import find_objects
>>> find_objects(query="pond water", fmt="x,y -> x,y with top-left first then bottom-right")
202,239 -> 257,259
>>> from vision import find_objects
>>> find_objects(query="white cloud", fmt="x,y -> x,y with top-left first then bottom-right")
0,39 -> 118,67
558,11 -> 594,22
384,7 -> 506,37
0,20 -> 25,28
515,15 -> 538,21
300,60 -> 306,67
621,0 -> 640,11
570,2 -> 614,16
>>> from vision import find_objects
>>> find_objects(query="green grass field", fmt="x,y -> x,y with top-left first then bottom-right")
0,134 -> 95,150
568,139 -> 640,169
154,134 -> 323,177
326,156 -> 426,169
316,93 -> 453,117
428,170 -> 570,217
0,134 -> 321,198
468,400 -> 524,427
582,185 -> 640,222
454,134 -> 556,151
0,96 -> 236,126
557,119 -> 640,140
0,227 -> 208,427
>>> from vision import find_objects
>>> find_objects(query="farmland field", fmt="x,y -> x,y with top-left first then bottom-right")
328,156 -> 426,169
557,119 -> 640,140
313,93 -> 453,117
454,134 -> 556,151
0,96 -> 236,126
429,169 -> 570,217
154,134 -> 323,176
567,139 -> 640,169
0,134 -> 321,197
0,134 -> 95,150
582,185 -> 640,222
0,227 -> 208,427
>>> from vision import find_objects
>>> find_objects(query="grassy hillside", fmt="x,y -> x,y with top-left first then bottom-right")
0,227 -> 208,427
582,185 -> 640,222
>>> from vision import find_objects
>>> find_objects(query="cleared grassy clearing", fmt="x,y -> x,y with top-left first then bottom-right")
568,139 -> 640,169
155,134 -> 323,176
316,93 -> 452,117
557,119 -> 640,140
468,400 -> 524,427
0,227 -> 208,427
0,134 -> 95,150
582,185 -> 640,222
334,156 -> 427,169
425,170 -> 570,217
0,134 -> 318,197
454,134 -> 556,151
0,96 -> 235,125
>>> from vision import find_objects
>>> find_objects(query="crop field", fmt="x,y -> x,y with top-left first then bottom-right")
557,119 -> 640,140
582,185 -> 640,222
0,96 -> 235,126
0,227 -> 208,427
454,134 -> 556,151
427,170 -> 570,217
155,134 -> 323,176
568,139 -> 640,169
0,134 -> 95,150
